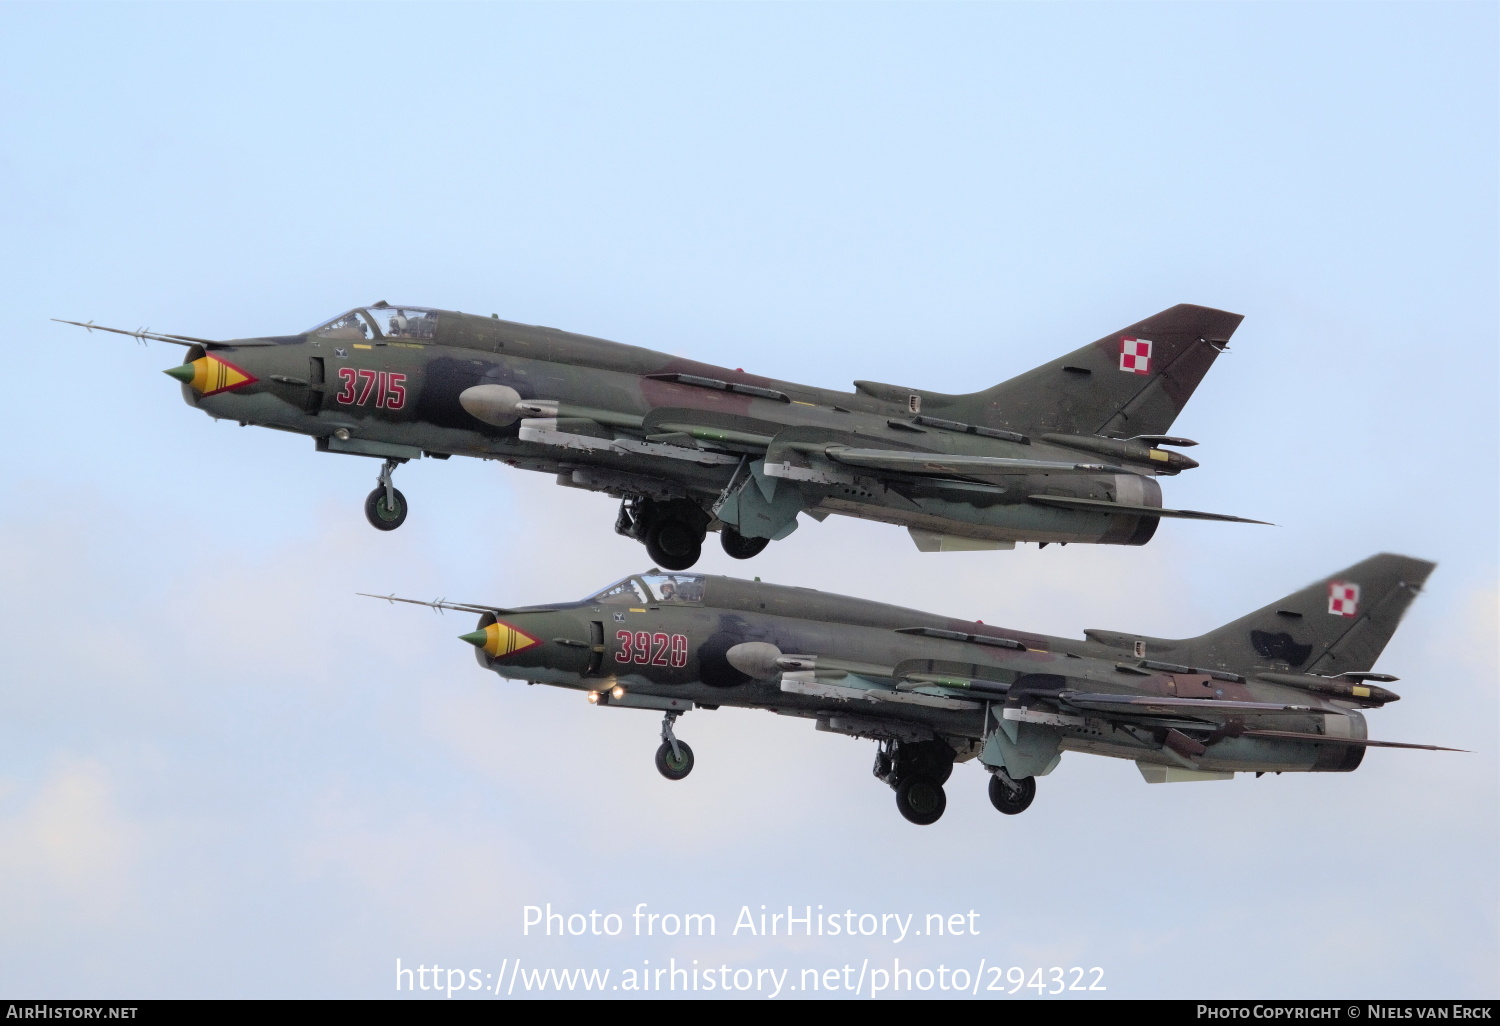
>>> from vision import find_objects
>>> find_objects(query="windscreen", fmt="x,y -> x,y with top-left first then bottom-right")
309,310 -> 374,340
589,577 -> 649,606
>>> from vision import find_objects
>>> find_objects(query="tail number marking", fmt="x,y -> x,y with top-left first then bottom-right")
334,367 -> 407,410
614,630 -> 690,668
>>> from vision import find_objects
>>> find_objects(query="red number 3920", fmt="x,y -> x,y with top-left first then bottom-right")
615,631 -> 689,668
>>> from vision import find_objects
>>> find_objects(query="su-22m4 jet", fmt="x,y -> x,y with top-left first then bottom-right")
58,302 -> 1264,569
368,553 -> 1456,826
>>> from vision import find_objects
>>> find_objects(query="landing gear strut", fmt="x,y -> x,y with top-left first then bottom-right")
364,458 -> 408,531
654,711 -> 694,780
874,739 -> 955,826
987,767 -> 1036,815
616,497 -> 709,571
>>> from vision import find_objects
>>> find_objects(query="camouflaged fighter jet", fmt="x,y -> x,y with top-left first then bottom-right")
365,553 -> 1455,825
58,302 -> 1264,569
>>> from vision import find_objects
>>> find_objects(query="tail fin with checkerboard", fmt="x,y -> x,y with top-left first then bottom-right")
1170,554 -> 1437,676
942,304 -> 1244,439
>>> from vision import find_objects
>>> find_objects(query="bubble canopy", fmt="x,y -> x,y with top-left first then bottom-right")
307,304 -> 440,341
588,574 -> 706,605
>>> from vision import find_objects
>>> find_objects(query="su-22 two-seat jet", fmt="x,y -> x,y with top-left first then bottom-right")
58,302 -> 1265,569
368,553 -> 1456,826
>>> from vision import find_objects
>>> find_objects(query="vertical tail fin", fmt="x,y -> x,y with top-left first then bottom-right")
945,304 -> 1244,438
1179,554 -> 1437,675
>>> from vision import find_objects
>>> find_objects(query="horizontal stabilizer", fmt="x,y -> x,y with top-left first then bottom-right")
1028,494 -> 1271,525
1240,729 -> 1464,752
820,445 -> 1116,476
1061,692 -> 1317,716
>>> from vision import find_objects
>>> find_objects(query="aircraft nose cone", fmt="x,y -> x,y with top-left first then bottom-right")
161,354 -> 257,395
459,620 -> 544,659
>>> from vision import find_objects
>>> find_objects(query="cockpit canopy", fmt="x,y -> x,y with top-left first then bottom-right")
589,573 -> 706,606
308,303 -> 440,341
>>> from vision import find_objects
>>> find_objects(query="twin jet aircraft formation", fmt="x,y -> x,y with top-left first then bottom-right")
60,303 -> 1454,824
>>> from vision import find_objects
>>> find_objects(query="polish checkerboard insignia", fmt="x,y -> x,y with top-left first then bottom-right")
1328,581 -> 1360,617
1119,337 -> 1152,375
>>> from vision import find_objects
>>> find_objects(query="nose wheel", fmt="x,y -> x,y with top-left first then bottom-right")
364,458 -> 409,531
654,712 -> 694,780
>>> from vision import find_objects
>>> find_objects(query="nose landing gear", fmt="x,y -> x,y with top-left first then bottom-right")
364,458 -> 409,531
654,711 -> 694,780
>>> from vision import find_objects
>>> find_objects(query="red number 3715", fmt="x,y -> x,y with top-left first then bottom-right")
335,367 -> 406,409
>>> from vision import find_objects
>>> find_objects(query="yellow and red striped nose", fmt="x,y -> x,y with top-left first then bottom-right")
459,621 -> 542,659
164,355 -> 257,396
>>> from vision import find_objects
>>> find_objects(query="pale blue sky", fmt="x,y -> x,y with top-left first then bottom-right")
0,2 -> 1495,998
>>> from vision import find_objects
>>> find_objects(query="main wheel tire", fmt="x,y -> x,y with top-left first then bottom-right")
720,525 -> 770,560
987,770 -> 1036,815
895,775 -> 947,825
364,487 -> 408,531
655,740 -> 695,780
645,519 -> 702,570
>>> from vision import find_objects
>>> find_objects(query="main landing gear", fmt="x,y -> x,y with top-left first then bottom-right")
616,498 -> 710,571
873,740 -> 1039,823
654,711 -> 694,780
364,458 -> 409,531
720,524 -> 769,560
874,739 -> 955,826
987,767 -> 1036,815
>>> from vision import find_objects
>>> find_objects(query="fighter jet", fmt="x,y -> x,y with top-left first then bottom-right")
59,302 -> 1263,568
366,553 -> 1455,825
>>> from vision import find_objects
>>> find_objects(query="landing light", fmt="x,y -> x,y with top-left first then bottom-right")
587,691 -> 601,704
611,685 -> 627,700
